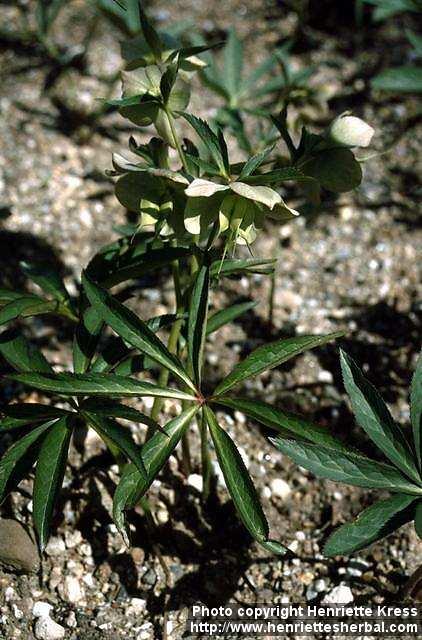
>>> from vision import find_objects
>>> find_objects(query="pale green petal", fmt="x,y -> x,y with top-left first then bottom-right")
184,194 -> 220,236
140,212 -> 158,227
185,179 -> 229,198
219,194 -> 237,232
237,223 -> 257,245
230,182 -> 282,209
121,66 -> 161,98
111,153 -> 140,174
184,214 -> 201,235
159,222 -> 173,236
148,168 -> 189,186
267,200 -> 300,221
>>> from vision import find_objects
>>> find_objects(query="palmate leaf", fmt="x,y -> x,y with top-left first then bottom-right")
206,301 -> 257,335
8,371 -> 195,402
214,332 -> 344,397
204,406 -> 289,555
324,494 -> 418,556
82,412 -> 147,479
113,406 -> 198,544
82,272 -> 195,391
217,397 -> 348,452
0,332 -> 53,373
271,437 -> 422,495
411,352 -> 422,470
0,419 -> 57,503
1,404 -> 70,431
188,265 -> 209,387
33,416 -> 72,550
340,350 -> 420,485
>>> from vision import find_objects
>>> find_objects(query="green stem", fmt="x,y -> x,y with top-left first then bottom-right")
165,107 -> 189,173
268,265 -> 276,326
180,430 -> 192,476
150,259 -> 185,424
199,410 -> 212,501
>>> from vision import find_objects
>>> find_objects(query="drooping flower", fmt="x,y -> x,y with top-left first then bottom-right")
328,113 -> 374,148
184,178 -> 299,244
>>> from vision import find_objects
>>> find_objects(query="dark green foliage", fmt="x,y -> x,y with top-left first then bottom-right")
269,349 -> 422,555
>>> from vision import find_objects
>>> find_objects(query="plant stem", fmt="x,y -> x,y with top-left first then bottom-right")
199,410 -> 212,501
268,263 -> 276,326
165,107 -> 189,173
150,259 -> 185,424
180,429 -> 192,476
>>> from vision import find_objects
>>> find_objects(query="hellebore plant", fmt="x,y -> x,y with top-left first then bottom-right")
0,2 -> 374,554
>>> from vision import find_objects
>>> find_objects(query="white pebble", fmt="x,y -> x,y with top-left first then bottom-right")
314,578 -> 327,593
187,474 -> 203,493
318,370 -> 333,384
45,537 -> 66,557
4,587 -> 15,602
33,602 -> 53,618
261,486 -> 272,499
323,585 -> 354,604
127,597 -> 147,615
64,530 -> 82,549
61,576 -> 85,604
270,478 -> 291,500
66,611 -> 77,628
34,616 -> 65,640
234,410 -> 246,425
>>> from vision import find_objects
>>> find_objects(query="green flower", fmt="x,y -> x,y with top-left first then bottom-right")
184,179 -> 299,244
328,113 -> 374,148
112,155 -> 189,238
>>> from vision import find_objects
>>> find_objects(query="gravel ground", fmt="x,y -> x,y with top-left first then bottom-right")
0,1 -> 421,639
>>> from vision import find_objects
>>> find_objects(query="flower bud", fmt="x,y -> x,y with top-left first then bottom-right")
328,114 -> 374,148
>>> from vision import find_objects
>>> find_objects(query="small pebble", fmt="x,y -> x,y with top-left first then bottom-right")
33,602 -> 53,618
45,537 -> 66,557
187,474 -> 203,493
323,585 -> 354,604
34,616 -> 65,640
60,576 -> 85,604
127,597 -> 147,615
270,478 -> 291,500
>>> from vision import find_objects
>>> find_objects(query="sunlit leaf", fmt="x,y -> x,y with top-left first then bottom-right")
324,494 -> 417,556
214,332 -> 343,396
33,416 -> 72,550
